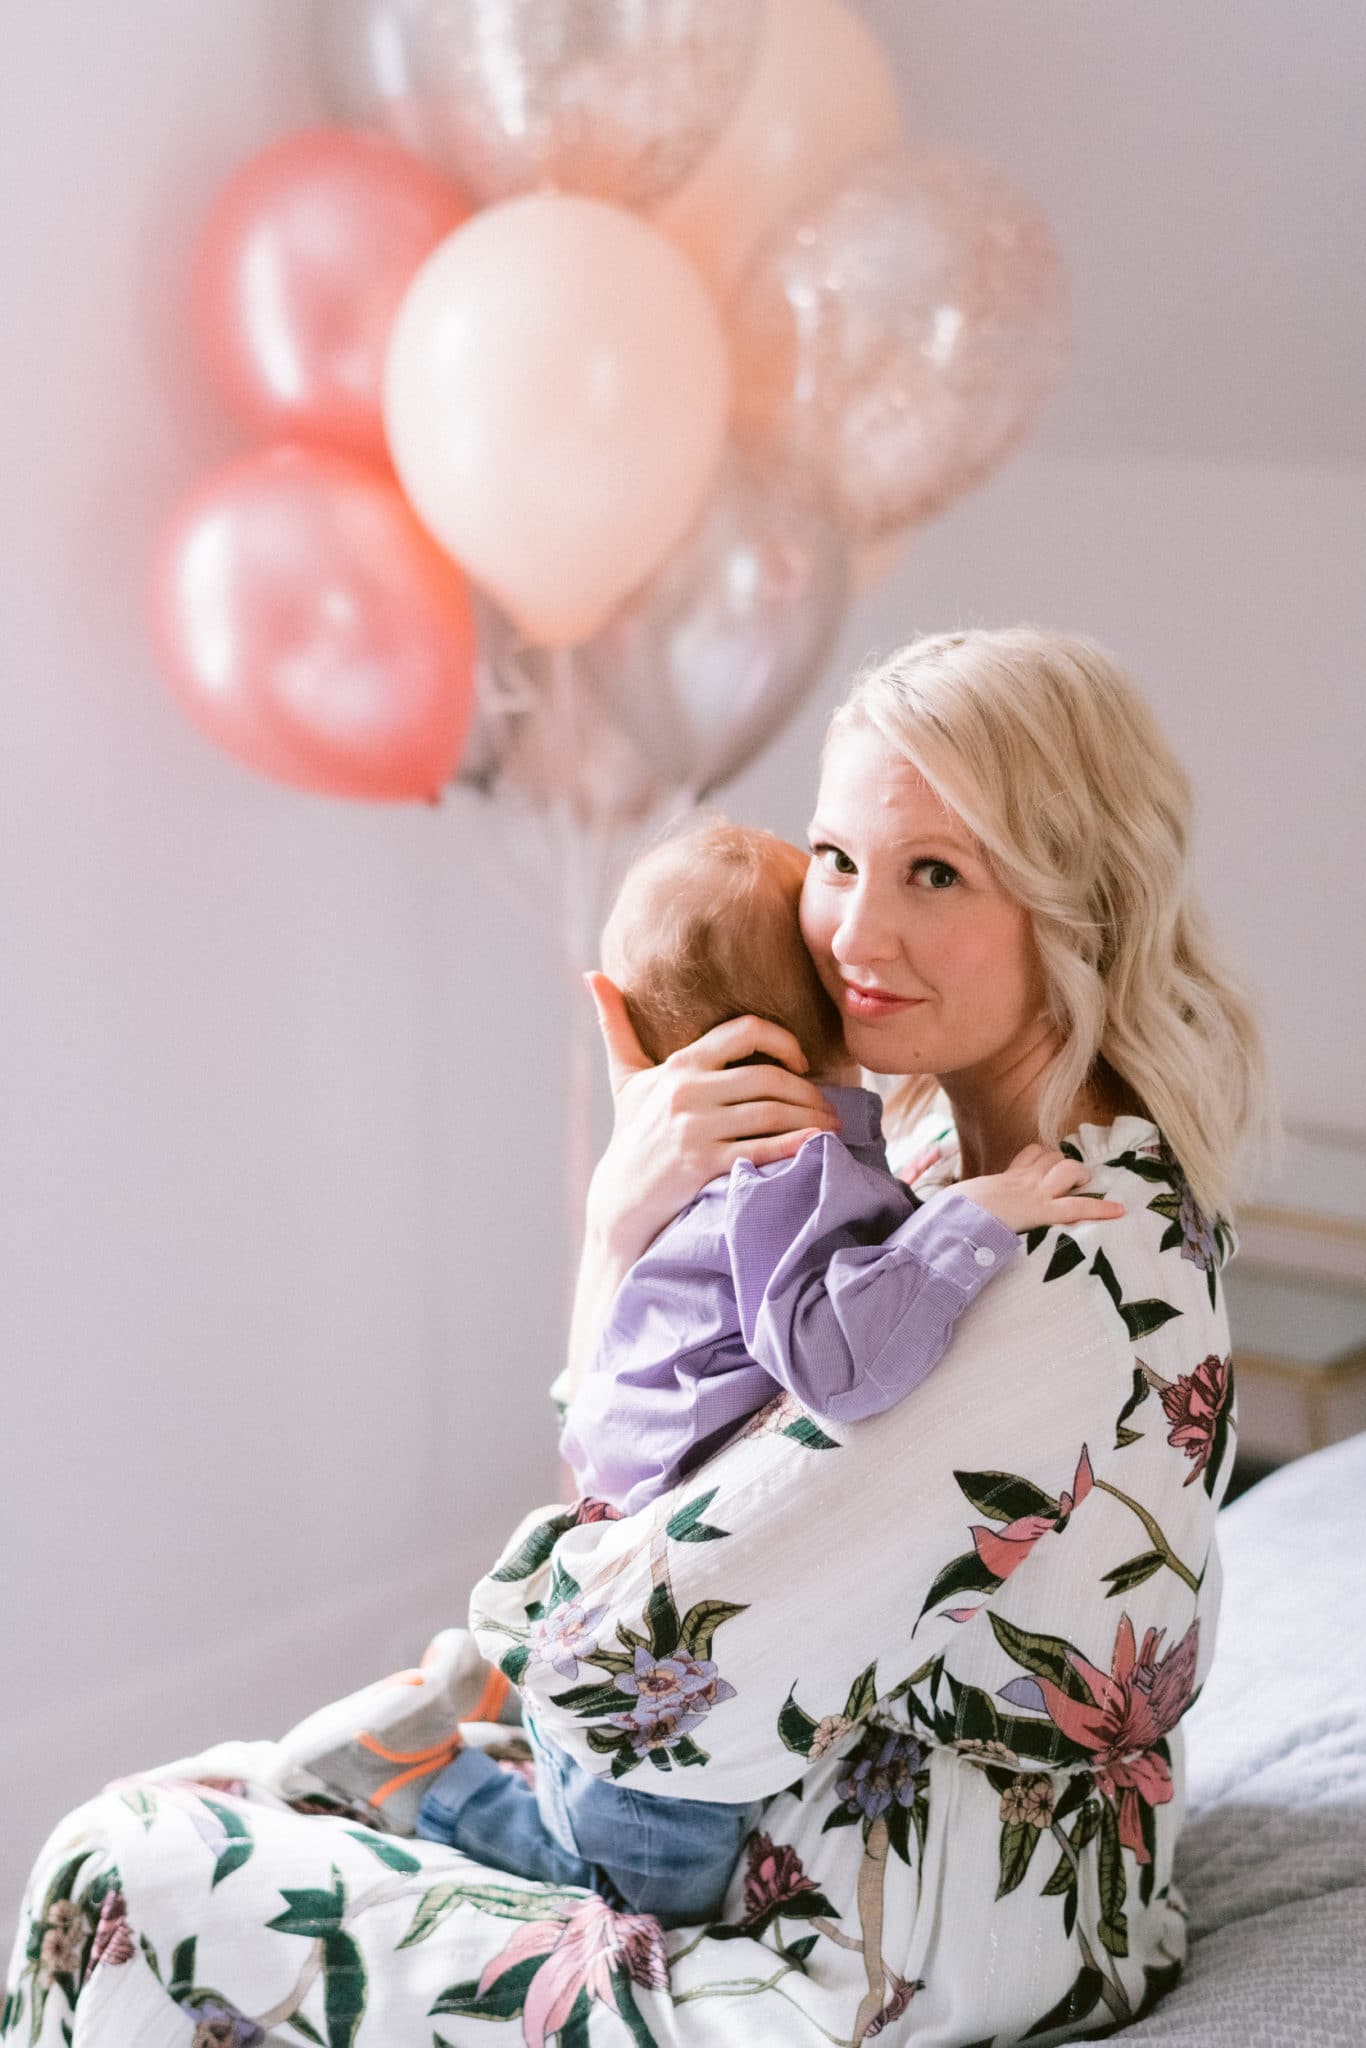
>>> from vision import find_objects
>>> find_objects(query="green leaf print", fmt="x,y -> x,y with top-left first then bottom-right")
778,1688 -> 820,1757
268,1872 -> 347,1939
1043,1234 -> 1086,1283
488,1510 -> 577,1582
499,1644 -> 531,1685
119,1787 -> 158,1832
343,1831 -> 421,1876
558,1991 -> 594,2048
1114,1366 -> 1151,1448
168,1937 -> 197,2003
844,1660 -> 879,1721
666,1489 -> 730,1543
996,1820 -> 1042,1898
780,1415 -> 839,1450
613,1977 -> 663,2048
1090,1246 -> 1182,1343
432,1954 -> 544,2020
1096,1796 -> 1129,1958
1023,1965 -> 1105,2036
200,1796 -> 255,1890
398,1883 -> 465,1949
917,1547 -> 1001,1621
989,1614 -> 1094,1705
286,2014 -> 326,2045
678,1599 -> 748,1661
321,1930 -> 367,2048
1102,1550 -> 1166,1597
644,1583 -> 681,1657
953,1470 -> 1059,1522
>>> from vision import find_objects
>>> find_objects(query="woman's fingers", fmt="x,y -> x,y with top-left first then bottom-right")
1042,1158 -> 1092,1193
723,1129 -> 830,1171
584,972 -> 652,1093
715,1099 -> 836,1141
673,1011 -> 811,1076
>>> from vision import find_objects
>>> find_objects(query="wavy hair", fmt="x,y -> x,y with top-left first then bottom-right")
835,627 -> 1277,1222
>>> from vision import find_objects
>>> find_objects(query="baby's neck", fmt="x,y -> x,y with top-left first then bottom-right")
810,1059 -> 862,1089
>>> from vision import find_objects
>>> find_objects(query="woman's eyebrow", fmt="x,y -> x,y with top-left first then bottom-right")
806,821 -> 974,854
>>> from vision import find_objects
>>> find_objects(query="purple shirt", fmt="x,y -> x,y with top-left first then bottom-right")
560,1086 -> 1020,1515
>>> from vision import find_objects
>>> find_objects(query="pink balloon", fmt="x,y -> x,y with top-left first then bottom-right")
192,128 -> 470,463
651,0 -> 902,304
384,194 -> 731,650
150,445 -> 476,801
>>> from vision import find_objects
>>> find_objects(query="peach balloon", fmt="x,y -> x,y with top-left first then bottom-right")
150,445 -> 476,801
851,533 -> 913,595
192,128 -> 470,464
650,0 -> 902,304
384,194 -> 731,649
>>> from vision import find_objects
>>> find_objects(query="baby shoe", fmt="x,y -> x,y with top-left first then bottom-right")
269,1627 -> 516,1835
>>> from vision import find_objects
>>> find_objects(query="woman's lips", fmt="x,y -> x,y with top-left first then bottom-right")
841,983 -> 926,1019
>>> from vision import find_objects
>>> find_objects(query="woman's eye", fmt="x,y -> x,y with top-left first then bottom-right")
812,844 -> 857,876
912,859 -> 960,889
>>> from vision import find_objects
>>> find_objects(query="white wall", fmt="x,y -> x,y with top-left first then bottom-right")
2,0 -> 1361,1941
0,0 -> 571,1924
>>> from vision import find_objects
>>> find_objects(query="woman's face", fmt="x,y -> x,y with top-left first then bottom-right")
799,718 -> 1049,1080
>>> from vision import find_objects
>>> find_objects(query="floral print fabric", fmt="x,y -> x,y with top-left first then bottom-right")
4,1114 -> 1236,2047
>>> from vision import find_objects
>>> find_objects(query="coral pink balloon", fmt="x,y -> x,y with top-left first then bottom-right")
651,0 -> 902,304
150,445 -> 476,801
384,193 -> 731,650
192,128 -> 470,463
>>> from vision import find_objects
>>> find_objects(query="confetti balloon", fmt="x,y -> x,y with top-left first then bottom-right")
731,148 -> 1069,541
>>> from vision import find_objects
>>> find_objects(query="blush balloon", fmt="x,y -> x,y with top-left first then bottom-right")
192,128 -> 470,463
150,445 -> 476,802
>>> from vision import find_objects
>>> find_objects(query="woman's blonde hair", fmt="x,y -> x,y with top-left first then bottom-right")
836,627 -> 1277,1221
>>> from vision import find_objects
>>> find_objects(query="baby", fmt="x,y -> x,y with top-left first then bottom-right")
413,821 -> 1126,1918
275,822 -> 1122,1926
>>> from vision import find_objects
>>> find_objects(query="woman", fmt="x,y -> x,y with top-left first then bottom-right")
5,630 -> 1270,2048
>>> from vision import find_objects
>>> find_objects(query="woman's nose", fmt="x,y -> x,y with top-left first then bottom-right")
830,888 -> 901,967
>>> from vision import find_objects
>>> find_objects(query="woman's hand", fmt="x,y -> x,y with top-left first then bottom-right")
583,972 -> 838,1266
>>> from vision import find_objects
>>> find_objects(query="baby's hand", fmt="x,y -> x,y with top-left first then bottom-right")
957,1143 -> 1126,1233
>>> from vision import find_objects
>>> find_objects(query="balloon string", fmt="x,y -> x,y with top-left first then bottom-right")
547,648 -> 600,1319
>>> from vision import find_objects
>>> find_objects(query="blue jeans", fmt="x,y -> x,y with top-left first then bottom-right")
415,1718 -> 759,1929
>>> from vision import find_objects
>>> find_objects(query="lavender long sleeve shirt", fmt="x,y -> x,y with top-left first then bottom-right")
560,1086 -> 1020,1515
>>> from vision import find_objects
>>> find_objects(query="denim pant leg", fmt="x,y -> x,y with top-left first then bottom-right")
559,1752 -> 761,1929
415,1747 -> 600,1894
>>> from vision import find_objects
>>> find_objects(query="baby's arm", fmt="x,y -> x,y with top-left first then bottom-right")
726,1137 -> 1124,1424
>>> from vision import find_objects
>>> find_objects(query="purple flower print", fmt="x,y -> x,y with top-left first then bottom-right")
608,1647 -> 736,1754
532,1599 -> 608,1681
835,1726 -> 924,1822
1177,1186 -> 1219,1270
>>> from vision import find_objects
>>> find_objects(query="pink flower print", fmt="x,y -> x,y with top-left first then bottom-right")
1033,1615 -> 1199,1861
89,1889 -> 134,1970
573,1497 -> 623,1524
609,1647 -> 736,1755
866,1975 -> 923,2034
531,1600 -> 608,1681
36,1900 -> 87,1986
740,1834 -> 820,1925
477,1895 -> 667,2048
1159,1355 -> 1232,1484
971,1446 -> 1094,1580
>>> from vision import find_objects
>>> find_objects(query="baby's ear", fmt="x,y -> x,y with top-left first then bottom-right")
583,973 -> 652,1087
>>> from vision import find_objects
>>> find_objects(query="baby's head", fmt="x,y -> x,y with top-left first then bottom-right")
600,821 -> 847,1073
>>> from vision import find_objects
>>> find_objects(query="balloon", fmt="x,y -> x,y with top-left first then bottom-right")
192,128 -> 470,464
651,0 -> 901,304
730,147 -> 1069,541
851,533 -> 913,595
384,194 -> 731,649
313,0 -> 437,157
583,455 -> 848,797
150,445 -> 476,802
476,605 -> 668,830
318,0 -> 761,211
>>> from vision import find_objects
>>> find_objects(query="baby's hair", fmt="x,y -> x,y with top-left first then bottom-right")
600,820 -> 845,1071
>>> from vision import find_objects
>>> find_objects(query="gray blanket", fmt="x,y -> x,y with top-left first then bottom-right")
1108,1431 -> 1366,2043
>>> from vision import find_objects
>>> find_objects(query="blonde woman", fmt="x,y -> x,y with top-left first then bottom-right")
5,629 -> 1272,2048
474,628 -> 1273,2042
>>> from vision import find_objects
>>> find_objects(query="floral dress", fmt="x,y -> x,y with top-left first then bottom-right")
3,1114 -> 1237,2048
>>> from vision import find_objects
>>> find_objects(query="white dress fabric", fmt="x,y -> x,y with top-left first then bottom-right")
4,1112 -> 1237,2047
